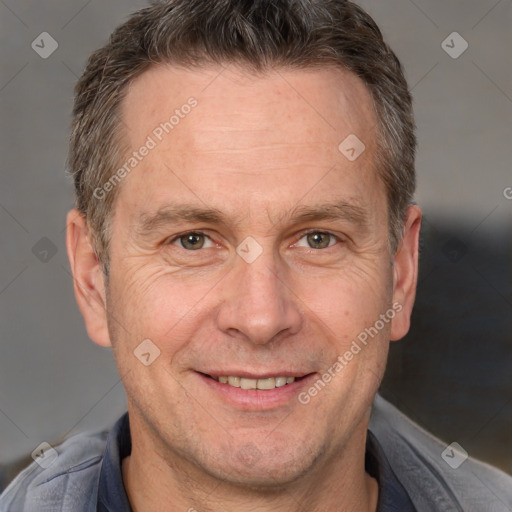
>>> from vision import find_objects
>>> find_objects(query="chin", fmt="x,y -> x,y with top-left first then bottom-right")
201,438 -> 321,489
210,462 -> 309,489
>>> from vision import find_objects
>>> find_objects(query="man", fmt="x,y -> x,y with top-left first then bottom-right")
1,0 -> 511,510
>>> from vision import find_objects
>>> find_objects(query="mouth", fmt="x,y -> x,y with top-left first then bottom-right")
203,373 -> 305,390
196,371 -> 314,410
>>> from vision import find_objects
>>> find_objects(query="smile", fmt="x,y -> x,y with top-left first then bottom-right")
197,371 -> 315,410
211,375 -> 296,390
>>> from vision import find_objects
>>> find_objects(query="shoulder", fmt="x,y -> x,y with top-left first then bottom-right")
0,428 -> 109,512
369,394 -> 512,511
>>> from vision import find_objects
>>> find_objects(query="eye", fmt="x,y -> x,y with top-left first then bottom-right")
172,232 -> 214,250
296,231 -> 338,250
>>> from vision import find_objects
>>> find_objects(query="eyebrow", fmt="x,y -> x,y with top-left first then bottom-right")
135,200 -> 370,237
283,202 -> 369,230
136,205 -> 229,235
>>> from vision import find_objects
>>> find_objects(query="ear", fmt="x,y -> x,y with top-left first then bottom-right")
66,209 -> 111,347
390,205 -> 422,341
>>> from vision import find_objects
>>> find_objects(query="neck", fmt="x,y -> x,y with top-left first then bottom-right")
122,414 -> 379,512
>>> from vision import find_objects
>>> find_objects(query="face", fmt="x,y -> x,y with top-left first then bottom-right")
68,63 -> 420,487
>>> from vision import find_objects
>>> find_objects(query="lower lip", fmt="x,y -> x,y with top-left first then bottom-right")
197,373 -> 316,411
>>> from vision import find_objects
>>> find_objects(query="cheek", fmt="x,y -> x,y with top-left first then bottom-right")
107,261 -> 222,351
296,256 -> 393,338
301,263 -> 393,410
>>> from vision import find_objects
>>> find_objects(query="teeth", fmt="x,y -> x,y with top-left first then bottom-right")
227,376 -> 240,387
216,375 -> 296,390
275,377 -> 287,388
256,377 -> 275,390
240,378 -> 257,390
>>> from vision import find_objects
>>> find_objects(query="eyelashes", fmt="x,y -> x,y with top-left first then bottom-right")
170,230 -> 343,252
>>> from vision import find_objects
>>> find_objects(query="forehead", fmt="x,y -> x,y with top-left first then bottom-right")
122,63 -> 376,147
116,63 -> 384,229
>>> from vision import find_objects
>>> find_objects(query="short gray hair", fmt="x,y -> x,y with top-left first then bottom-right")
69,0 -> 416,266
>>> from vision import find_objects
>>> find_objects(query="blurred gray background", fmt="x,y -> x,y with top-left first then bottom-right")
1,0 -> 511,488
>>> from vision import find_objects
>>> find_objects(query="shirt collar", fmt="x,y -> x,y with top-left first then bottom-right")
366,429 -> 417,511
97,412 -> 132,512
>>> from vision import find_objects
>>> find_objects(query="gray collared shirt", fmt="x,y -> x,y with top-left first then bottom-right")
1,394 -> 511,511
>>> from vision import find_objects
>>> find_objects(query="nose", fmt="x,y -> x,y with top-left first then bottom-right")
216,249 -> 303,346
